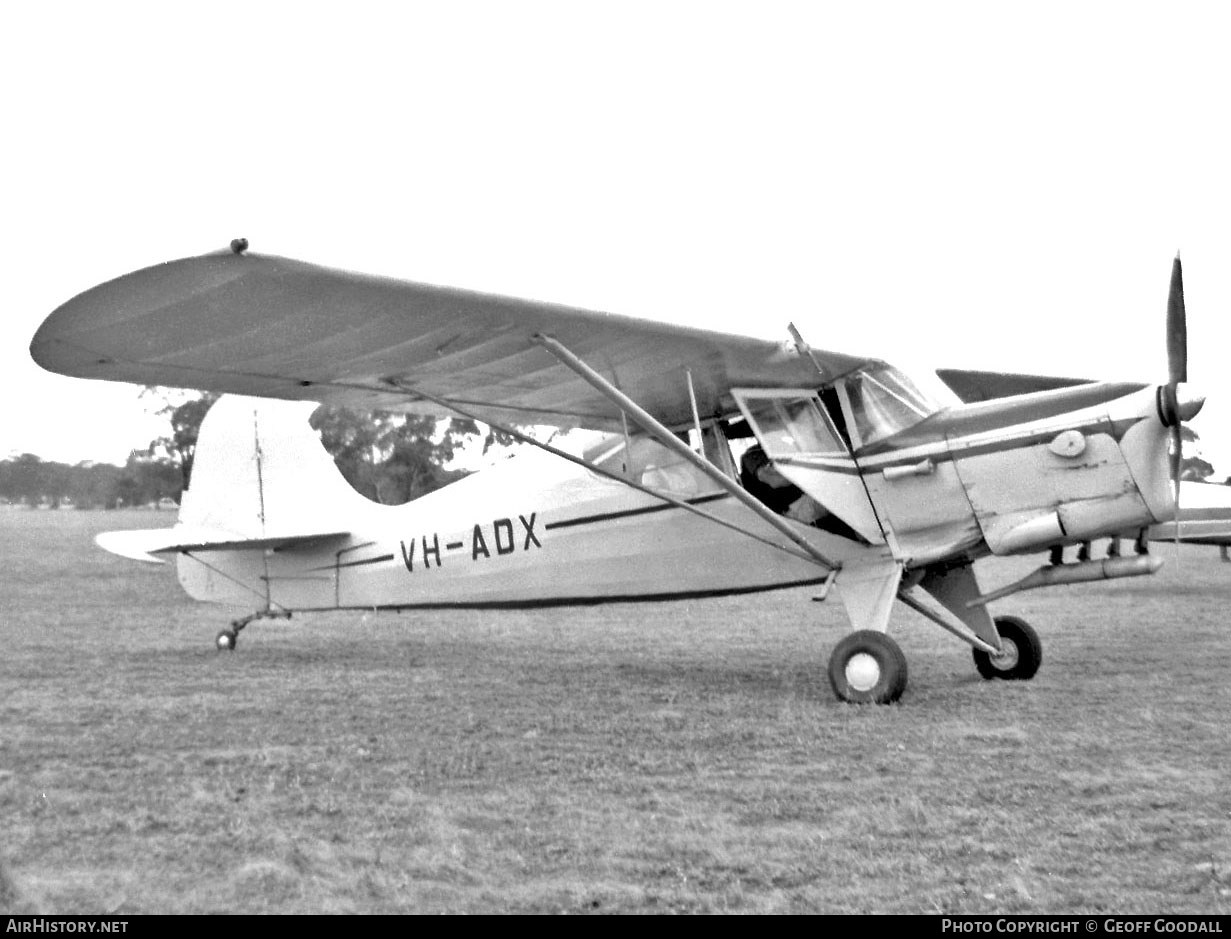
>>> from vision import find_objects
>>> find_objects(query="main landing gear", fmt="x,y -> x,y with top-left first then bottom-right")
826,615 -> 1044,704
214,609 -> 291,651
827,630 -> 909,705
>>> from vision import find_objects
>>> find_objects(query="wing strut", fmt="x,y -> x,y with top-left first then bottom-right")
531,333 -> 842,572
388,381 -> 824,566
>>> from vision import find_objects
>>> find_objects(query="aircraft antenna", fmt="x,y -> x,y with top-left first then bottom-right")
685,368 -> 705,451
253,408 -> 272,610
253,410 -> 267,533
787,322 -> 826,380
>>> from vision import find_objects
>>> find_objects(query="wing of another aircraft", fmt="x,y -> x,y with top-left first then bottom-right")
1148,481 -> 1231,546
31,249 -> 872,432
936,368 -> 1093,403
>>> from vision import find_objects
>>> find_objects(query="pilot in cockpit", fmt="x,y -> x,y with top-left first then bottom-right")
739,445 -> 825,525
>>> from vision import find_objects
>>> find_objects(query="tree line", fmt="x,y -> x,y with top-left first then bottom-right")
1,392 -> 520,509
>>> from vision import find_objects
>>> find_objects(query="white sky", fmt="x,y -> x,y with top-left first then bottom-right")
5,2 -> 1231,471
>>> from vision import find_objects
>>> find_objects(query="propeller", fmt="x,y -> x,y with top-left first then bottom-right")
1157,252 -> 1207,547
1164,252 -> 1186,508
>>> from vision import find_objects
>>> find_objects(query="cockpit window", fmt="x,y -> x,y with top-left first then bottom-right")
841,364 -> 941,448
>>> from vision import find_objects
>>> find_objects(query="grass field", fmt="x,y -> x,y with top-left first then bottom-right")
2,508 -> 1230,914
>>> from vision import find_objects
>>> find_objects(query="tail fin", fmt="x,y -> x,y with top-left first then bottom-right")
96,395 -> 369,564
180,395 -> 376,537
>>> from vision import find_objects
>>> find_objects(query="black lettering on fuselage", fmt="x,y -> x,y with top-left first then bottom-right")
472,524 -> 490,560
422,533 -> 441,568
493,518 -> 515,555
401,535 -> 443,572
520,513 -> 541,550
404,511 -> 540,575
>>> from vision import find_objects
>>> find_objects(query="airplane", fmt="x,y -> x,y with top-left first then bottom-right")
28,240 -> 1217,704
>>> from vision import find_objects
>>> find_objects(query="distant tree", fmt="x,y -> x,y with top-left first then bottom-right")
1181,457 -> 1215,482
38,462 -> 72,507
67,462 -> 121,509
143,389 -> 221,493
309,407 -> 477,504
139,390 -> 530,507
1,454 -> 45,505
1176,426 -> 1216,482
111,450 -> 180,508
0,455 -> 117,508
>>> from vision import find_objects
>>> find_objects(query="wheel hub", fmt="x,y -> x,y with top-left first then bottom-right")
845,653 -> 882,692
991,638 -> 1020,671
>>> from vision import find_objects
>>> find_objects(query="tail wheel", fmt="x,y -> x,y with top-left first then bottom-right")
973,615 -> 1042,680
827,630 -> 908,704
215,629 -> 237,652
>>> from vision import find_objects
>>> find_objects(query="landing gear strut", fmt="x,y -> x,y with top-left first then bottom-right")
827,630 -> 909,704
214,609 -> 291,652
973,615 -> 1042,681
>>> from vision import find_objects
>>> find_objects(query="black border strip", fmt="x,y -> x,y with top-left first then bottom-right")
335,553 -> 394,569
544,492 -> 729,531
293,575 -> 833,612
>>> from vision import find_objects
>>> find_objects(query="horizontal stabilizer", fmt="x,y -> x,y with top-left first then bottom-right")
96,527 -> 350,564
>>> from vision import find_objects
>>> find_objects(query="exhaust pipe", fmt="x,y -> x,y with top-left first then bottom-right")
967,554 -> 1163,608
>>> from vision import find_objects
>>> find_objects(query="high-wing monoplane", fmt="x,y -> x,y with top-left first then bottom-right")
29,242 -> 1215,703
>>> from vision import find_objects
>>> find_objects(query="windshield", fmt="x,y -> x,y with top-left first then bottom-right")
842,363 -> 943,448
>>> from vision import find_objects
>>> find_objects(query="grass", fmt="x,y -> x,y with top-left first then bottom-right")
2,508 -> 1230,913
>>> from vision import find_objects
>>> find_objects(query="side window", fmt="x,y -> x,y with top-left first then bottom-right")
737,393 -> 847,458
584,433 -> 717,496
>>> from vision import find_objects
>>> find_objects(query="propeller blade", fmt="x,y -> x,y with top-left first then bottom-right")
1167,252 -> 1187,385
1171,423 -> 1181,499
1172,422 -> 1183,544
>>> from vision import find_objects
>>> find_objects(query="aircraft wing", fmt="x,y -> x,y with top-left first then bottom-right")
936,368 -> 1093,403
31,249 -> 872,431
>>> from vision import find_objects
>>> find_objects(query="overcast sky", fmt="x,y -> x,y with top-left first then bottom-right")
5,2 -> 1231,471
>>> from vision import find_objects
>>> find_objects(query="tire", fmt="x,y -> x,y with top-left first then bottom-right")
973,615 -> 1042,680
827,630 -> 908,704
215,629 -> 237,652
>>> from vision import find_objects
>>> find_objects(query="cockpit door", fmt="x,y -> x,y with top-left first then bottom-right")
733,388 -> 886,544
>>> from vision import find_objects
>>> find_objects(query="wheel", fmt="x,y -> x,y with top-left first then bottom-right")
827,630 -> 908,704
973,615 -> 1042,680
215,629 -> 237,652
